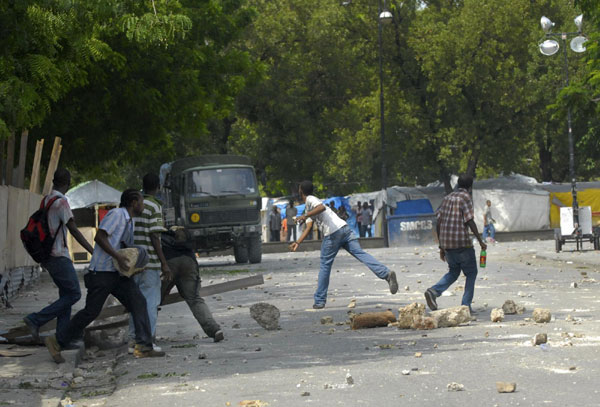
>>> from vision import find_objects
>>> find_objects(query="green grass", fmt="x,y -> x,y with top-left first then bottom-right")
137,372 -> 160,379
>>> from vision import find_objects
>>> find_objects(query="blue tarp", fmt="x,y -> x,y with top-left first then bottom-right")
393,199 -> 434,215
276,196 -> 362,236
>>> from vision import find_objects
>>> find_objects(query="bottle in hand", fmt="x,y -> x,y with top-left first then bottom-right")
480,249 -> 487,268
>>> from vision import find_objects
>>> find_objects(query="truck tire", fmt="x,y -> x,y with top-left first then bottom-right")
234,243 -> 249,264
248,235 -> 262,264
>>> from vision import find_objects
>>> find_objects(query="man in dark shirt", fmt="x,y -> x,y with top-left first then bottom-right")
424,174 -> 486,313
160,228 -> 223,342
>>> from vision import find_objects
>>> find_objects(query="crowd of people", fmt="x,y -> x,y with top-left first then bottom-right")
29,169 -> 488,362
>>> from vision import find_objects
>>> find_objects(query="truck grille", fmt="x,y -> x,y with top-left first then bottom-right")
198,209 -> 259,225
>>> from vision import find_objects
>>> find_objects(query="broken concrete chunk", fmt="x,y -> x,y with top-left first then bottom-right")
515,305 -> 526,315
496,382 -> 516,393
491,308 -> 505,322
345,373 -> 354,385
502,300 -> 517,315
533,308 -> 551,323
320,316 -> 334,325
411,316 -> 438,330
397,303 -> 425,329
447,382 -> 464,392
351,310 -> 396,330
429,306 -> 471,328
347,299 -> 356,308
532,333 -> 548,345
249,303 -> 281,330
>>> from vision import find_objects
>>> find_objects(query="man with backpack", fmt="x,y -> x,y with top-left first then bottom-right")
44,189 -> 165,363
22,169 -> 94,345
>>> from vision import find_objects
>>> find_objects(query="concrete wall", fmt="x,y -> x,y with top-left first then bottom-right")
0,186 -> 42,305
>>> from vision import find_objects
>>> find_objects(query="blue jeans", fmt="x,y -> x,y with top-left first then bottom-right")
315,225 -> 390,305
483,224 -> 495,240
129,268 -> 161,340
430,247 -> 478,309
26,256 -> 81,337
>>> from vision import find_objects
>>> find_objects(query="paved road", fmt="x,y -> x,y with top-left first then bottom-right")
3,240 -> 600,406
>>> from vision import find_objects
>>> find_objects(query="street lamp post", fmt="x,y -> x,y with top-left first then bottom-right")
539,14 -> 587,236
379,1 -> 392,247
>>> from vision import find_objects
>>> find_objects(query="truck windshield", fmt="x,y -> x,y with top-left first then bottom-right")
187,167 -> 257,197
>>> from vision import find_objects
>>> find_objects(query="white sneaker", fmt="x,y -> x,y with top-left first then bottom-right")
152,343 -> 162,352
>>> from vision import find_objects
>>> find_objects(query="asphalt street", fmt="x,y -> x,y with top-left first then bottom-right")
2,239 -> 600,407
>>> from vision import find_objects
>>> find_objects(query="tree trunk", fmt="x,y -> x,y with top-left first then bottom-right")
465,149 -> 480,179
537,133 -> 553,182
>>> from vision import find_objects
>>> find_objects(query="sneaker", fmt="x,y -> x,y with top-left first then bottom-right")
23,317 -> 40,342
386,271 -> 398,294
152,343 -> 162,352
44,335 -> 65,364
127,340 -> 135,355
424,289 -> 438,311
312,303 -> 325,309
133,344 -> 165,358
213,330 -> 224,343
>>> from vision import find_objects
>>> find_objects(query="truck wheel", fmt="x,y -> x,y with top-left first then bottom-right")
248,235 -> 262,264
234,243 -> 249,264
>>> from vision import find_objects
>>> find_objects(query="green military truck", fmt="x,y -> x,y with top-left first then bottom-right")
160,155 -> 262,263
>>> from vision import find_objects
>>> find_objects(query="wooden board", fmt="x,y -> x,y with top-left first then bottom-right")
0,186 -> 7,273
6,132 -> 14,186
42,137 -> 61,196
29,139 -> 44,193
0,274 -> 264,341
16,129 -> 28,188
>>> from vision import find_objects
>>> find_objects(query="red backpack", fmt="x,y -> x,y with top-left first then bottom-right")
20,196 -> 64,263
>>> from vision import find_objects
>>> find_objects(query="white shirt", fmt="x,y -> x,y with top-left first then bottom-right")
304,195 -> 346,237
44,190 -> 73,259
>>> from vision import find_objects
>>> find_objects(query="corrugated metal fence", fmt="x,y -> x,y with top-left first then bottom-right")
0,186 -> 42,306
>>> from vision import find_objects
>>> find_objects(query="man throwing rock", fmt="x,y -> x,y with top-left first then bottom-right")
289,180 -> 398,309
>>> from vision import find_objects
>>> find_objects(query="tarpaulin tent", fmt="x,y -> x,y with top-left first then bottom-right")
65,180 -> 122,262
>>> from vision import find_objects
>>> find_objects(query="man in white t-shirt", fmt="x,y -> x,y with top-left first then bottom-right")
289,181 -> 398,309
23,169 -> 94,344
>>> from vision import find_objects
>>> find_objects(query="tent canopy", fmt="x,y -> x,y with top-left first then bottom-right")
66,180 -> 122,210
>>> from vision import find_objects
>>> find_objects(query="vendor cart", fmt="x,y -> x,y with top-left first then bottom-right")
554,206 -> 600,252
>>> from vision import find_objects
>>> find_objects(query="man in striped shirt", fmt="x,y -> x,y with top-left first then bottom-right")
128,173 -> 172,352
424,174 -> 486,313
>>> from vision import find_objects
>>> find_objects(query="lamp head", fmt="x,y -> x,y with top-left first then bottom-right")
379,10 -> 393,24
540,16 -> 554,34
570,35 -> 587,53
539,39 -> 560,56
574,14 -> 583,32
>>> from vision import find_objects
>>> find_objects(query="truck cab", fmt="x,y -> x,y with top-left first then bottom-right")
161,155 -> 262,263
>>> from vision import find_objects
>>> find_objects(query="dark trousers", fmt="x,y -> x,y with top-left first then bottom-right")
287,225 -> 297,242
161,255 -> 220,338
56,271 -> 152,350
270,229 -> 280,242
26,256 -> 81,338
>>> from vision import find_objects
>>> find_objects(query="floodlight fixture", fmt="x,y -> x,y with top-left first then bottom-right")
539,39 -> 560,56
379,10 -> 393,24
570,36 -> 587,53
574,14 -> 583,32
540,16 -> 554,33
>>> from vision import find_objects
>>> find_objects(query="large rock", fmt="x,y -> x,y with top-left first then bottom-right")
532,333 -> 548,345
398,303 -> 426,329
496,382 -> 517,393
351,310 -> 396,330
411,316 -> 438,330
491,308 -> 505,322
502,300 -> 517,315
533,308 -> 552,323
250,303 -> 280,330
429,306 -> 471,328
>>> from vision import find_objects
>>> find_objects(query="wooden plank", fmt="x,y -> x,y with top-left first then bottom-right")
6,131 -> 15,186
1,274 -> 264,340
29,139 -> 44,193
16,129 -> 28,188
42,137 -> 61,196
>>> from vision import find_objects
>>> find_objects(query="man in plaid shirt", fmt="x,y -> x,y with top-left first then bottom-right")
424,174 -> 486,313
